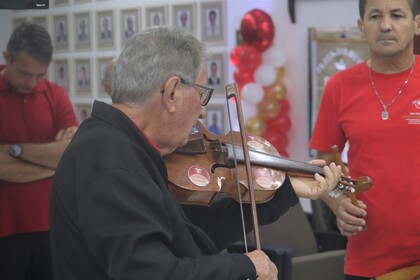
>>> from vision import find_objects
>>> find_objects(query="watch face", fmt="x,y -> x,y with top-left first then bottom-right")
10,144 -> 23,158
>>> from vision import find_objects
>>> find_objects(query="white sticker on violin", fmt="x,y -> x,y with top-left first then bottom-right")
253,168 -> 275,189
246,135 -> 265,150
188,165 -> 210,187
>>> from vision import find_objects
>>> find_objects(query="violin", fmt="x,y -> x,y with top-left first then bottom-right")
165,82 -> 372,250
164,116 -> 372,206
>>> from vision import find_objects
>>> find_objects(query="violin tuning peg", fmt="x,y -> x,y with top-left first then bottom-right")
328,185 -> 343,198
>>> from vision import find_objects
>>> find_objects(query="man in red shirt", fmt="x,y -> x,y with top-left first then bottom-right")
0,23 -> 78,280
310,0 -> 420,279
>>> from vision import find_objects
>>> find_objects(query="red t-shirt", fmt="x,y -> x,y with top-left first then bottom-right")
0,65 -> 78,237
310,60 -> 420,277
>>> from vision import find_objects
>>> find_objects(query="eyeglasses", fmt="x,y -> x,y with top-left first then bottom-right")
179,77 -> 213,106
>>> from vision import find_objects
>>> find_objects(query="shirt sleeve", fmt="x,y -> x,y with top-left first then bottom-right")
309,74 -> 347,153
183,176 -> 299,251
50,84 -> 79,132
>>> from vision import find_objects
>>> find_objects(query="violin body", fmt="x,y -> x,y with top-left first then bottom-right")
165,83 -> 372,207
165,121 -> 286,205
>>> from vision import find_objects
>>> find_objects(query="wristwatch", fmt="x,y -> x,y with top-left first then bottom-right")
9,143 -> 23,158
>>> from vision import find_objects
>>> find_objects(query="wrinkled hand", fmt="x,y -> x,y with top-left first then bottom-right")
55,126 -> 78,141
334,197 -> 367,236
245,250 -> 277,280
290,160 -> 341,199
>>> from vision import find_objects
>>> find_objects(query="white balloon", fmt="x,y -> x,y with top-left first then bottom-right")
241,82 -> 264,104
254,64 -> 277,87
262,47 -> 287,68
240,99 -> 257,122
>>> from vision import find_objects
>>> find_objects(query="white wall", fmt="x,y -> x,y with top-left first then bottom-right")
0,0 -> 360,211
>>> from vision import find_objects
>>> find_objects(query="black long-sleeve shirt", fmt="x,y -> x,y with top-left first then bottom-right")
50,100 -> 298,280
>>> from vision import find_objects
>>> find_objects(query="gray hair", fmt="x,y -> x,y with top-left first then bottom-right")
102,57 -> 117,85
112,26 -> 208,105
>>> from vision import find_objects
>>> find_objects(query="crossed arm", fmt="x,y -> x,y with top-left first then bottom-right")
0,126 -> 78,183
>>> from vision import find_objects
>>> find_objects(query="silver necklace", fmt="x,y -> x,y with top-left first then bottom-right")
368,57 -> 416,120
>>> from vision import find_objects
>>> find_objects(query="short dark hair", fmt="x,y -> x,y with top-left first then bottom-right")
6,22 -> 53,65
359,0 -> 419,18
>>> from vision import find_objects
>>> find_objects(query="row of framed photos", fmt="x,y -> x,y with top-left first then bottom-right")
52,52 -> 227,98
13,1 -> 226,51
74,100 -> 227,137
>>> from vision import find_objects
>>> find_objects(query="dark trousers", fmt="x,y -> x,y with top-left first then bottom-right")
0,232 -> 54,280
345,275 -> 370,280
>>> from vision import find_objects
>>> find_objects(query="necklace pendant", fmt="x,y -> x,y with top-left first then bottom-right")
382,110 -> 389,120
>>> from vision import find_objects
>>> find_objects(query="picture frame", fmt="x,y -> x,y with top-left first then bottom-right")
205,104 -> 225,136
96,10 -> 115,50
206,52 -> 226,91
53,14 -> 69,51
74,12 -> 92,51
145,5 -> 167,28
32,16 -> 48,31
200,1 -> 225,44
120,8 -> 140,47
74,102 -> 92,123
172,3 -> 196,35
53,59 -> 70,93
74,59 -> 92,96
96,56 -> 115,98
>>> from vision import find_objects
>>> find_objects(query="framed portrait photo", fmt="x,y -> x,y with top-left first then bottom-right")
206,52 -> 226,91
74,59 -> 92,96
53,14 -> 69,51
53,59 -> 70,93
205,104 -> 225,136
74,103 -> 92,124
96,10 -> 115,49
96,56 -> 115,98
172,3 -> 196,35
74,12 -> 92,51
200,1 -> 225,44
120,8 -> 140,47
145,5 -> 167,28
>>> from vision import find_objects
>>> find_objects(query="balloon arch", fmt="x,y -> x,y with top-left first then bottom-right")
230,9 -> 290,157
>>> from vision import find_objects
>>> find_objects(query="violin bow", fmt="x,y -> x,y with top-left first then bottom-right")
225,83 -> 261,250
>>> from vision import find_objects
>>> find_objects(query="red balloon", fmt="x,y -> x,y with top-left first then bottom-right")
266,115 -> 291,134
230,45 -> 262,71
233,68 -> 255,87
263,129 -> 288,152
278,149 -> 289,158
240,9 -> 275,52
278,99 -> 290,117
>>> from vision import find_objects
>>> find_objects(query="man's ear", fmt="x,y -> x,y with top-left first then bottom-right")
161,76 -> 180,112
357,19 -> 365,38
3,51 -> 10,64
414,15 -> 420,36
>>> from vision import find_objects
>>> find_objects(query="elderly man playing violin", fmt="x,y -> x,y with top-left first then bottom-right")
50,26 -> 341,280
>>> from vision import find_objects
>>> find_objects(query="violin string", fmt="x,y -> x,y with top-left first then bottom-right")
225,89 -> 249,253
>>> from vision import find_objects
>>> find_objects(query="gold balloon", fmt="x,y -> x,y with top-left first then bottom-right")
265,82 -> 287,100
275,67 -> 286,82
246,116 -> 266,136
258,98 -> 280,120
